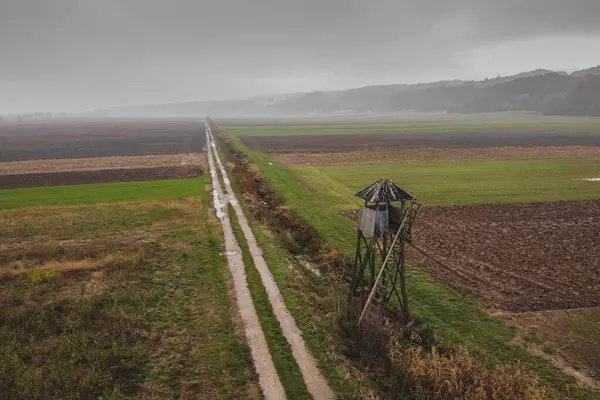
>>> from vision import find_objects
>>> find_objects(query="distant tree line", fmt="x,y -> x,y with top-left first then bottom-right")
259,70 -> 600,117
385,73 -> 600,116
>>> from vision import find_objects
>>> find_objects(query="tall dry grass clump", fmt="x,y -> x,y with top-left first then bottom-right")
386,335 -> 547,399
340,307 -> 548,400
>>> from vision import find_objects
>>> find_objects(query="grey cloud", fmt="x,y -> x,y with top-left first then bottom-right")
1,0 -> 599,113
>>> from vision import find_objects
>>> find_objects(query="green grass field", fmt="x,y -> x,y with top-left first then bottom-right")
0,194 -> 258,399
290,159 -> 600,208
222,113 -> 600,136
0,178 -> 204,209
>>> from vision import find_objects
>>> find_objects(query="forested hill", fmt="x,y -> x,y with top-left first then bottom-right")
386,73 -> 600,116
90,66 -> 600,117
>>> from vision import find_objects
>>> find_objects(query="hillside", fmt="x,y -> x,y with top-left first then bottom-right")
571,65 -> 600,77
87,93 -> 303,117
544,75 -> 600,116
90,66 -> 600,117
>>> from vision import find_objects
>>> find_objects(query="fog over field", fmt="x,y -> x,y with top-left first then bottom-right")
1,1 -> 600,116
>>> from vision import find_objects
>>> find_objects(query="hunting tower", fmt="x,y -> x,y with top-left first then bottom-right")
350,178 -> 421,324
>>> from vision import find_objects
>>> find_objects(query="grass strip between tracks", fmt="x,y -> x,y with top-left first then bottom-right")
227,203 -> 312,399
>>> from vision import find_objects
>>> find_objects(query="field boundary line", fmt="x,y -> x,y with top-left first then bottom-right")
206,120 -> 336,400
205,124 -> 286,400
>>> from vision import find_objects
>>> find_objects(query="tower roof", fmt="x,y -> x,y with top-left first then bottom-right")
354,178 -> 414,203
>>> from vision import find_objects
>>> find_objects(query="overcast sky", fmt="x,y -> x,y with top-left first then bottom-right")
1,0 -> 599,113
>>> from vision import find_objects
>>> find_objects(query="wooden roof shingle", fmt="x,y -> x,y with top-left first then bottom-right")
354,178 -> 414,203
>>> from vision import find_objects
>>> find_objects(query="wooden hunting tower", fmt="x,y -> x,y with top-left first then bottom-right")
350,178 -> 421,324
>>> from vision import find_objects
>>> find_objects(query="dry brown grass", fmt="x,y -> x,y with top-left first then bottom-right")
343,312 -> 548,400
0,252 -> 146,281
389,343 -> 547,399
272,146 -> 600,166
0,153 -> 204,175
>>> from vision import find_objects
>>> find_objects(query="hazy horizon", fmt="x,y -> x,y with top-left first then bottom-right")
2,0 -> 600,114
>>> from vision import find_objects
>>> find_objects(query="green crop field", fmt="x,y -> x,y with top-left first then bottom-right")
0,177 -> 204,209
0,191 -> 258,399
290,159 -> 600,208
222,113 -> 600,137
241,148 -> 600,257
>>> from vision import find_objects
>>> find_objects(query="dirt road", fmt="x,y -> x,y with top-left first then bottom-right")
206,121 -> 335,399
205,125 -> 285,399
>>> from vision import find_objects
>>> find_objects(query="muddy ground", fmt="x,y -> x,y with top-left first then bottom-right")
272,146 -> 600,165
0,165 -> 203,189
408,200 -> 600,312
241,130 -> 600,152
0,119 -> 205,161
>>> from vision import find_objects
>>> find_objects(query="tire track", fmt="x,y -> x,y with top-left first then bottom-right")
204,123 -> 286,399
206,120 -> 335,400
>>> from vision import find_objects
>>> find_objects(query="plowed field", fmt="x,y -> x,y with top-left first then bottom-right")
0,119 -> 205,161
0,153 -> 204,175
0,165 -> 203,189
272,146 -> 600,166
240,130 -> 600,151
409,200 -> 600,312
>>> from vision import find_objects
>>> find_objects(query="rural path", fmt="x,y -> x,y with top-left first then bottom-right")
205,124 -> 286,399
205,121 -> 336,400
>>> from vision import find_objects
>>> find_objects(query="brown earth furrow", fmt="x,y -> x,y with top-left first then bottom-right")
0,165 -> 203,189
409,201 -> 600,312
272,146 -> 600,166
0,153 -> 204,175
0,119 -> 206,161
241,131 -> 600,152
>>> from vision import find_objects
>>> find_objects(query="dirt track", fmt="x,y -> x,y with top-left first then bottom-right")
0,119 -> 205,161
0,166 -> 203,189
206,122 -> 335,399
409,200 -> 600,312
241,130 -> 600,151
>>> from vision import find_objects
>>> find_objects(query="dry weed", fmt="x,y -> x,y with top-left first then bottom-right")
388,338 -> 547,399
0,251 -> 145,281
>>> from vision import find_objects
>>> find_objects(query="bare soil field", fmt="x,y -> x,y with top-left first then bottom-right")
408,200 -> 600,313
0,153 -> 204,175
240,130 -> 600,151
272,146 -> 600,165
0,165 -> 203,189
0,119 -> 205,161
